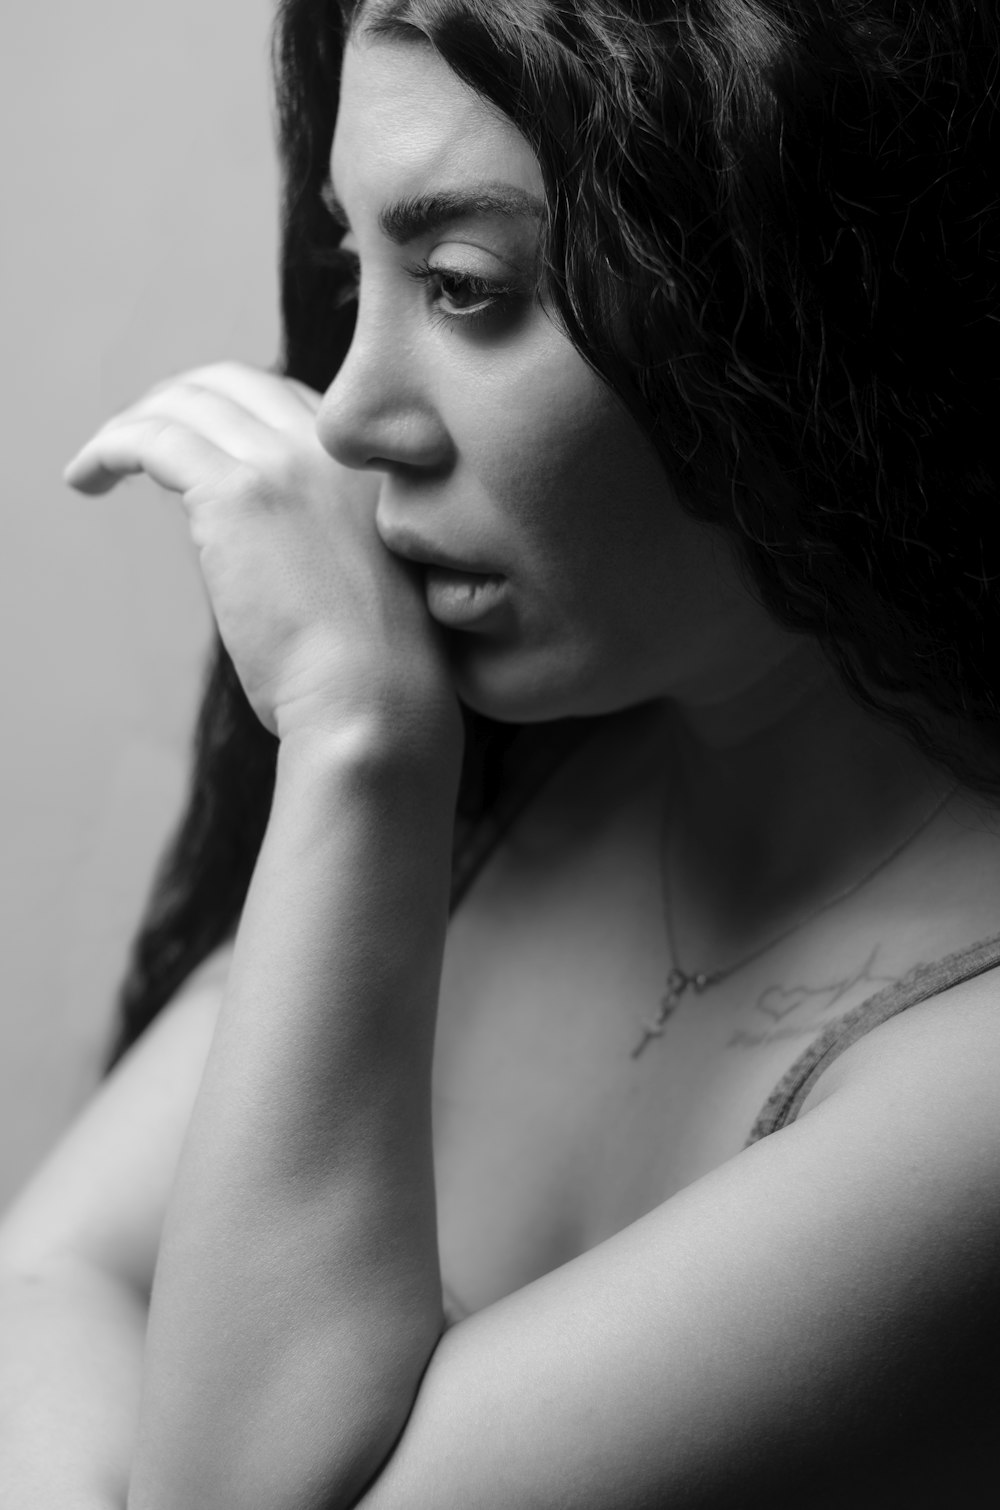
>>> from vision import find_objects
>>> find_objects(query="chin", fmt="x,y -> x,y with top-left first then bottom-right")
450,639 -> 649,725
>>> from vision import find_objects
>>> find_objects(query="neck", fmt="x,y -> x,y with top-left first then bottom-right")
656,643 -> 953,965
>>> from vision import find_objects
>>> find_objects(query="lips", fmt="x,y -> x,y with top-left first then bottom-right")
377,522 -> 497,580
422,567 -> 509,629
376,521 -> 510,629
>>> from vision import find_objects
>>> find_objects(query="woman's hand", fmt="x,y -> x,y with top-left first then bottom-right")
64,362 -> 459,756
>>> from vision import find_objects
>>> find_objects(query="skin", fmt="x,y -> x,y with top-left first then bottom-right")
1,22 -> 999,1510
319,31 -> 961,946
320,31 -> 795,727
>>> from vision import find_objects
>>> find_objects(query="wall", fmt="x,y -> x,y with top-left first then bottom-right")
0,0 -> 281,1205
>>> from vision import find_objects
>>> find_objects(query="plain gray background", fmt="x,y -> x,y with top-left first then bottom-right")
0,1 -> 281,1205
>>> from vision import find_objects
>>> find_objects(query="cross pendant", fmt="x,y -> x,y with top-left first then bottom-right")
631,967 -> 710,1058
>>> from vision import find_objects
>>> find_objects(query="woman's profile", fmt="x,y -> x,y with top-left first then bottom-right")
2,1 -> 1000,1505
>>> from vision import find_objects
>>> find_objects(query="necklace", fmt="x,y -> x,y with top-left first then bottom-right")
632,783 -> 957,1058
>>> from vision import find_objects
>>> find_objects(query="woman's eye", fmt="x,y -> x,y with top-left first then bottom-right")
406,260 -> 521,325
434,270 -> 498,312
324,250 -> 528,328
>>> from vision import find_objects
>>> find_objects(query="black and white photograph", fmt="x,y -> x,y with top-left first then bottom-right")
2,3 -> 998,1505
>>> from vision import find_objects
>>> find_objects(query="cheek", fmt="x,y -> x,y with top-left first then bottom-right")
459,336 -> 669,566
491,377 -> 683,631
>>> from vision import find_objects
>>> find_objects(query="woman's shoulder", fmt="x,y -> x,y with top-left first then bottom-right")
803,935 -> 1000,1087
780,945 -> 1000,1275
755,929 -> 1000,1139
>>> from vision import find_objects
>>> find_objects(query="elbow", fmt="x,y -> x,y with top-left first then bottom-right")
129,1299 -> 446,1510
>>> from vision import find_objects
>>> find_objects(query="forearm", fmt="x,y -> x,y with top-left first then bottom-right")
0,1256 -> 145,1508
128,723 -> 458,1510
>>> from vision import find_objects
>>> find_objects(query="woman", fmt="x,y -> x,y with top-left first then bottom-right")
3,0 -> 999,1503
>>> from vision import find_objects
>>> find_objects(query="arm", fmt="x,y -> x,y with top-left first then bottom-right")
133,924 -> 1000,1510
128,728 -> 458,1510
359,990 -> 1000,1508
0,967 -> 224,1508
64,362 -> 465,1510
7,930 -> 997,1510
66,364 -> 1000,1509
0,1246 -> 143,1510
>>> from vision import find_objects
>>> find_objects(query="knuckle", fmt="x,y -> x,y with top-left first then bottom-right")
239,434 -> 306,499
192,454 -> 255,504
181,458 -> 251,523
144,415 -> 183,456
226,456 -> 263,495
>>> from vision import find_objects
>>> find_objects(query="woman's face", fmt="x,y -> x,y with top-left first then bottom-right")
319,29 -> 791,723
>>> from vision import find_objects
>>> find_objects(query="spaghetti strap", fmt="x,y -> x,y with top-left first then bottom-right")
747,931 -> 1000,1145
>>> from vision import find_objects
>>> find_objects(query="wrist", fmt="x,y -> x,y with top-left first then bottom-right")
277,702 -> 462,802
275,671 -> 463,785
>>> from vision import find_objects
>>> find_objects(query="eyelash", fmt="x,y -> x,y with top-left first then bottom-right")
327,249 -> 520,330
404,259 -> 520,329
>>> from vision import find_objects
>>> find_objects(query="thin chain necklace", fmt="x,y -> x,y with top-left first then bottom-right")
632,783 -> 957,1058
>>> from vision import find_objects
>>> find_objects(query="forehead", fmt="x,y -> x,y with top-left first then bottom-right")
332,34 -> 543,205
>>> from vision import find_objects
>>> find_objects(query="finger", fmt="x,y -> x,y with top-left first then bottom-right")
63,418 -> 238,498
102,384 -> 283,466
65,378 -> 310,495
158,361 -> 320,430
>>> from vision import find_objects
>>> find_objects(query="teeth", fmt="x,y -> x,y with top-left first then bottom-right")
424,569 -> 505,625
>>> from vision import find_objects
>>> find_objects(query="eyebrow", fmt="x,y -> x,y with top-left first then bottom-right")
319,181 -> 544,243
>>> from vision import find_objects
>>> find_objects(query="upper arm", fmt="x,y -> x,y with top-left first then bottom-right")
362,982 -> 1000,1509
0,948 -> 230,1297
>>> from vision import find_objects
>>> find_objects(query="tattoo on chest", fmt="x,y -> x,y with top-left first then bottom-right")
727,945 -> 897,1050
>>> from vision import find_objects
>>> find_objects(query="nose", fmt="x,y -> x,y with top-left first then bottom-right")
315,302 -> 452,474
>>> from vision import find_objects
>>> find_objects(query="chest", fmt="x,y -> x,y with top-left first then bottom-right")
430,787 -> 930,1315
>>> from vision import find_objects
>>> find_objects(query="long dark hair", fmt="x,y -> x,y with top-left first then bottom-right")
106,0 -> 1000,1068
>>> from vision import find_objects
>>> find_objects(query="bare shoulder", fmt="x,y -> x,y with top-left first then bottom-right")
732,974 -> 1000,1501
0,945 -> 232,1294
800,953 -> 1000,1145
787,962 -> 1000,1306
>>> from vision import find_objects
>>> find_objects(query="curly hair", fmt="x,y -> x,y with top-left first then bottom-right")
105,0 -> 1000,1067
